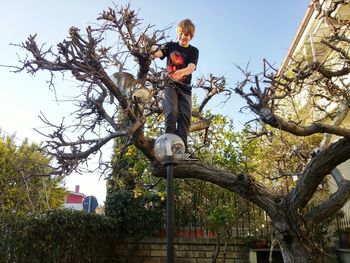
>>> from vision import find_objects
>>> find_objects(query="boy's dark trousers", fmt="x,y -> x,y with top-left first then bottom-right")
163,85 -> 192,151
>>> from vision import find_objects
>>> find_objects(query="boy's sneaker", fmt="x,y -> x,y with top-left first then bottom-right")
183,152 -> 199,161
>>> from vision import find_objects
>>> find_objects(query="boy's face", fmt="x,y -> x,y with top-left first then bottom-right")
177,30 -> 192,47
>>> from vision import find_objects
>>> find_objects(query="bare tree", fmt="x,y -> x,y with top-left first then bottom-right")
12,2 -> 350,262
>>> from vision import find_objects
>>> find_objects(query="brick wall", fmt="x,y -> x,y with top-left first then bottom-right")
116,237 -> 249,263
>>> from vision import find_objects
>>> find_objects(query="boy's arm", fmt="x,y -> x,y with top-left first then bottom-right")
171,63 -> 196,81
151,48 -> 164,59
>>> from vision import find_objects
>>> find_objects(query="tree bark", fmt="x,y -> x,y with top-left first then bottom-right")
272,215 -> 326,263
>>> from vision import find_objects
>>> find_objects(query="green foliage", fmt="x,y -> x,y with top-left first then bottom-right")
105,189 -> 166,236
110,144 -> 154,189
108,109 -> 157,191
207,202 -> 236,233
243,129 -> 323,190
0,209 -> 120,263
0,134 -> 66,213
188,105 -> 258,175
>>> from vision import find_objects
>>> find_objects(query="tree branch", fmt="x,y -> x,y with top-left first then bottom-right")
152,161 -> 278,214
288,138 -> 350,211
304,168 -> 350,226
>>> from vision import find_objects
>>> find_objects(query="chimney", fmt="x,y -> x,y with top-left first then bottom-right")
75,185 -> 80,193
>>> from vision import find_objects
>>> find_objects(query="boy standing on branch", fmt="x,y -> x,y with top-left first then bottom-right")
153,18 -> 199,160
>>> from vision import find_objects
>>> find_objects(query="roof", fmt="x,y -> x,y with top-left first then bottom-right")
65,192 -> 86,204
279,0 -> 350,74
279,1 -> 315,74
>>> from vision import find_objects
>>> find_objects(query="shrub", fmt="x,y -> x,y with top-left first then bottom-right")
0,209 -> 120,263
105,189 -> 165,236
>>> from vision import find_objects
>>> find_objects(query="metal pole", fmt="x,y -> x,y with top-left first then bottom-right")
166,164 -> 174,263
88,196 -> 91,213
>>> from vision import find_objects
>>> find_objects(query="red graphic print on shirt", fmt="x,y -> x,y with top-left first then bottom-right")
167,51 -> 185,76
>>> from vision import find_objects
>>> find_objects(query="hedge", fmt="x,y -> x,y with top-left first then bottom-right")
105,190 -> 166,236
0,209 -> 120,263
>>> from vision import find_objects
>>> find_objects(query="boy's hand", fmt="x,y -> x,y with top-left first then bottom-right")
171,70 -> 185,81
170,63 -> 196,80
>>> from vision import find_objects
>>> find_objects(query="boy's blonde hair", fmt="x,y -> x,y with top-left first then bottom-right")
176,19 -> 196,38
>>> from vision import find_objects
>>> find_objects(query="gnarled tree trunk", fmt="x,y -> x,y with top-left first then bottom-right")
272,213 -> 325,262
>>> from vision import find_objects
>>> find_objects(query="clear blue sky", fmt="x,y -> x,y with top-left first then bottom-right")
0,0 -> 310,204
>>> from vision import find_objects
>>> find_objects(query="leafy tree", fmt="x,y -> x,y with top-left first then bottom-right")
0,133 -> 66,213
12,1 -> 350,262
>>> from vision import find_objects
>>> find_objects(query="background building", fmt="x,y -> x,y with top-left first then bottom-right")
63,185 -> 86,210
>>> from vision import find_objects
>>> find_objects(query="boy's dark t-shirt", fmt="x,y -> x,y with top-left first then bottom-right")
160,41 -> 199,93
